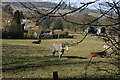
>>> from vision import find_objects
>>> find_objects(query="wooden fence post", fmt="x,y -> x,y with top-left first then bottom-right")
53,71 -> 58,80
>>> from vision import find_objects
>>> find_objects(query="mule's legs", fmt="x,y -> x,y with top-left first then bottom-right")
59,52 -> 63,58
59,50 -> 65,58
52,51 -> 56,57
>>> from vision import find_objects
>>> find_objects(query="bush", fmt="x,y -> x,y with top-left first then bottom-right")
66,35 -> 74,38
63,31 -> 68,36
2,31 -> 9,39
63,31 -> 68,38
23,33 -> 34,39
38,31 -> 73,39
52,34 -> 58,39
41,30 -> 50,34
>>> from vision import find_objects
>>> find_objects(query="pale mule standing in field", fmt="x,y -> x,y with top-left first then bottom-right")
52,43 -> 69,58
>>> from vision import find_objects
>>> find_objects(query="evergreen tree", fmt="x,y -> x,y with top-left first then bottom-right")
20,11 -> 25,19
11,10 -> 24,38
13,10 -> 21,24
8,20 -> 21,38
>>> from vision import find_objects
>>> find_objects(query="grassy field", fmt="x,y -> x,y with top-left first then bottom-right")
2,34 -> 118,79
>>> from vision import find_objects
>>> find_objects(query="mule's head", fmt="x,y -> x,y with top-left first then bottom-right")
65,44 -> 69,51
62,43 -> 69,51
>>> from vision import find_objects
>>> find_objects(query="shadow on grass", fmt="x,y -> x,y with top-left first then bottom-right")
2,56 -> 88,72
45,56 -> 88,59
2,56 -> 110,73
2,78 -> 119,80
63,56 -> 88,59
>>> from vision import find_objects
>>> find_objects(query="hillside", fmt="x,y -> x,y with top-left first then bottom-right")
2,2 -> 57,8
2,2 -> 103,17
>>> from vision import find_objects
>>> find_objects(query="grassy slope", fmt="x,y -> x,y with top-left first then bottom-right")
2,34 -> 117,79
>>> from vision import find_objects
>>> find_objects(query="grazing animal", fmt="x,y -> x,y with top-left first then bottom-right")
52,43 -> 69,58
91,51 -> 107,58
32,40 -> 41,44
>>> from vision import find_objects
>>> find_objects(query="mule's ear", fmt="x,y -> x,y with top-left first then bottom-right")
61,43 -> 64,47
62,43 -> 66,47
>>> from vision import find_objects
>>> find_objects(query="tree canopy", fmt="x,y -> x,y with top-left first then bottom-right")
52,19 -> 64,31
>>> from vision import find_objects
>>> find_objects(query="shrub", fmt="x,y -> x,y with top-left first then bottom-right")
23,33 -> 34,39
52,34 -> 58,39
63,31 -> 68,36
66,35 -> 74,38
63,31 -> 68,38
41,30 -> 50,34
2,31 -> 9,39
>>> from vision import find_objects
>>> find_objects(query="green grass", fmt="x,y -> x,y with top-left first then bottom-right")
2,34 -> 118,79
